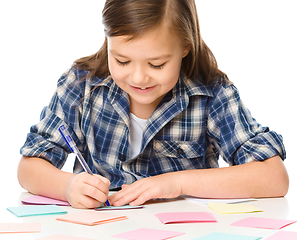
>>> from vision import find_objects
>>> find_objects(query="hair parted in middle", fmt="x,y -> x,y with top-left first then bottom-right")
75,0 -> 227,85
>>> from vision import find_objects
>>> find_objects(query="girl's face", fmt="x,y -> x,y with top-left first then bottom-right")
107,25 -> 190,118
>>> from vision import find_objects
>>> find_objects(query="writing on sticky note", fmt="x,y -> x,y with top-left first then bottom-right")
112,228 -> 184,240
7,205 -> 67,217
207,202 -> 263,214
265,231 -> 297,240
56,211 -> 127,226
22,195 -> 70,206
95,205 -> 144,211
155,212 -> 217,224
231,217 -> 296,229
0,222 -> 41,234
192,232 -> 262,240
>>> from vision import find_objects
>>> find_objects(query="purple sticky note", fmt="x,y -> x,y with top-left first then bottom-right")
265,231 -> 297,240
231,217 -> 296,230
112,228 -> 184,240
22,195 -> 70,206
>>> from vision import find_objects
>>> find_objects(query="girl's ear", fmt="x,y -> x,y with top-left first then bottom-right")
182,41 -> 191,58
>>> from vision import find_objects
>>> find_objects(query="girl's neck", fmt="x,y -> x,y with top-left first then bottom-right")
129,105 -> 153,120
129,96 -> 162,120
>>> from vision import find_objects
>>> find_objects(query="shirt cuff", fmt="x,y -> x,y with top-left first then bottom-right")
234,130 -> 286,165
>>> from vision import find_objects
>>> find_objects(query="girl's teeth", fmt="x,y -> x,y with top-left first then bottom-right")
141,87 -> 146,89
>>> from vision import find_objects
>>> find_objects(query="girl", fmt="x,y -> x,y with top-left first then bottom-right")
18,0 -> 289,209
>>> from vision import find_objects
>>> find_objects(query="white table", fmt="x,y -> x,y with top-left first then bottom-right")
1,191 -> 297,240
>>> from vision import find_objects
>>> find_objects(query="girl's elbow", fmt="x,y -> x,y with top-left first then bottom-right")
276,170 -> 289,197
269,161 -> 289,198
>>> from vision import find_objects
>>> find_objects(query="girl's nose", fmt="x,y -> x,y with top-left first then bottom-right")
130,65 -> 149,85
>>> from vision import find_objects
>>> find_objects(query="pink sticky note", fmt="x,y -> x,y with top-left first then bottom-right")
155,212 -> 217,224
112,228 -> 184,240
265,231 -> 297,240
37,234 -> 97,240
56,211 -> 127,226
0,222 -> 41,233
231,217 -> 296,230
22,195 -> 70,206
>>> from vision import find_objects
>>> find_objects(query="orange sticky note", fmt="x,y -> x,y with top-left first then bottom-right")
0,222 -> 41,233
56,211 -> 127,226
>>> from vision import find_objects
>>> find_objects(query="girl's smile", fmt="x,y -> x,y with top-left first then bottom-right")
130,85 -> 157,93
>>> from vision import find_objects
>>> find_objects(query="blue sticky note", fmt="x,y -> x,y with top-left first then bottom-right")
193,232 -> 262,240
7,205 -> 67,217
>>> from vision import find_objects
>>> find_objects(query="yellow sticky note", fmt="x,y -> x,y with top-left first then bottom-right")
208,202 -> 263,214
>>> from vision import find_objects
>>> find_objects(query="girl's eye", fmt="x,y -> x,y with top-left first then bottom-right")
149,62 -> 166,69
116,59 -> 130,66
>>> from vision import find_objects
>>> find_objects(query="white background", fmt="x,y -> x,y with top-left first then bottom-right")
0,0 -> 296,206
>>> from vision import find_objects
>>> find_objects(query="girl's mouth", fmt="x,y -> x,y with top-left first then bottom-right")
130,85 -> 156,93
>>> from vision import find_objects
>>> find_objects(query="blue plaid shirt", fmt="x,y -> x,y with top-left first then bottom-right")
21,67 -> 286,189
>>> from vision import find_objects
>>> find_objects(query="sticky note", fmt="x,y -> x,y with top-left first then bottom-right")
22,195 -> 70,206
37,234 -> 97,240
56,211 -> 127,226
155,212 -> 217,224
7,205 -> 67,217
265,231 -> 297,240
0,222 -> 41,234
192,232 -> 262,240
207,202 -> 263,214
112,228 -> 185,240
231,217 -> 297,229
95,205 -> 144,211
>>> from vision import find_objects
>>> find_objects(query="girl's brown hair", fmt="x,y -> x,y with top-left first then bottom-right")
75,0 -> 227,85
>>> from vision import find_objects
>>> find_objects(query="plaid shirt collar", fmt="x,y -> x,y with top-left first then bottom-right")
90,75 -> 213,151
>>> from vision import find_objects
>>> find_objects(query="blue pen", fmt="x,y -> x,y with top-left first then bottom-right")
58,125 -> 110,207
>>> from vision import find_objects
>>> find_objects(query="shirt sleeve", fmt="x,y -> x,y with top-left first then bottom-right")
207,82 -> 286,166
20,67 -> 87,169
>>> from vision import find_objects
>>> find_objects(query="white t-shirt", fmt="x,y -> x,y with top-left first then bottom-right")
130,113 -> 148,159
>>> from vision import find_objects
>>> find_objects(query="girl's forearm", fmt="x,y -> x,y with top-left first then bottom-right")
179,155 -> 289,199
17,156 -> 75,201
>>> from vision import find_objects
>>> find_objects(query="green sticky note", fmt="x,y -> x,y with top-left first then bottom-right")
193,232 -> 262,240
7,205 -> 67,217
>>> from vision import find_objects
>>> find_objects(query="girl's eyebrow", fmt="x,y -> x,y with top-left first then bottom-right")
109,50 -> 171,60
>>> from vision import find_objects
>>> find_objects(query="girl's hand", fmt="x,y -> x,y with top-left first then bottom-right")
65,172 -> 110,209
108,172 -> 182,206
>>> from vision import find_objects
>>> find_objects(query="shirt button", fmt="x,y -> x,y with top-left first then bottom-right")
119,154 -> 126,162
176,148 -> 184,155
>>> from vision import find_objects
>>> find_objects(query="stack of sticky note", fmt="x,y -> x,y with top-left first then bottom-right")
56,211 -> 127,226
21,195 -> 70,206
207,202 -> 263,214
7,205 -> 67,217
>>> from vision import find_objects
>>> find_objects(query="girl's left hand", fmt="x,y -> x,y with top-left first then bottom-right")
108,172 -> 183,206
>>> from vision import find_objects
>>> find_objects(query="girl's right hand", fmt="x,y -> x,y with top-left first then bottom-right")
65,172 -> 110,209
